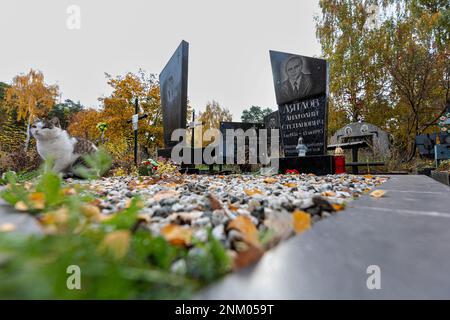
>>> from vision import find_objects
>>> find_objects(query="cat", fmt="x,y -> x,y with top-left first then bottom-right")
30,117 -> 98,176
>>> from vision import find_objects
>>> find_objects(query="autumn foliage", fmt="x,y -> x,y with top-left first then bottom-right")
68,70 -> 164,161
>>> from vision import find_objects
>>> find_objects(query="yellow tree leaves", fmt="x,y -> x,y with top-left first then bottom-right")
152,189 -> 180,202
14,192 -> 46,211
317,1 -> 449,153
263,177 -> 278,184
4,69 -> 59,150
98,230 -> 131,260
198,100 -> 233,132
67,70 -> 164,159
67,109 -> 103,141
0,223 -> 16,232
227,216 -> 259,246
244,188 -> 264,196
370,189 -> 386,198
4,69 -> 59,122
160,224 -> 192,246
227,215 -> 264,270
197,100 -> 232,147
292,210 -> 311,234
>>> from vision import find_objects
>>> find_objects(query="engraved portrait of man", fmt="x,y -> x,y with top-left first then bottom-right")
163,75 -> 176,105
280,55 -> 313,103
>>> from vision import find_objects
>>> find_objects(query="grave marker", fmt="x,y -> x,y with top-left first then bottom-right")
159,40 -> 189,148
269,50 -> 329,157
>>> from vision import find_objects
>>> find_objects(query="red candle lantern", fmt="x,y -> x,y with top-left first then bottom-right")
334,147 -> 345,174
334,156 -> 345,174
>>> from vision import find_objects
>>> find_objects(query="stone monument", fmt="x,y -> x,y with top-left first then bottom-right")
269,50 -> 334,175
270,50 -> 328,157
158,40 -> 189,156
330,122 -> 391,156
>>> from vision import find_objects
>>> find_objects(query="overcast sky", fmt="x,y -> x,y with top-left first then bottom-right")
0,0 -> 322,120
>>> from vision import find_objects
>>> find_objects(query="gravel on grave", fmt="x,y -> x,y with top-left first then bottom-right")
72,174 -> 387,257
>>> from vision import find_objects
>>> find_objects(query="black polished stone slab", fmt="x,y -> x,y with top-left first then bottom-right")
196,175 -> 450,299
263,110 -> 280,130
160,40 -> 189,148
278,94 -> 328,156
156,147 -> 172,159
157,146 -> 217,166
219,122 -> 266,164
270,50 -> 327,106
278,155 -> 335,175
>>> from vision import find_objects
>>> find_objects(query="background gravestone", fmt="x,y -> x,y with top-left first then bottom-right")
159,40 -> 189,148
219,122 -> 265,165
270,50 -> 328,156
263,110 -> 280,130
330,122 -> 391,156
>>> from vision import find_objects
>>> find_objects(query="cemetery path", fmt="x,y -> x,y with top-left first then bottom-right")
0,198 -> 42,235
196,175 -> 450,299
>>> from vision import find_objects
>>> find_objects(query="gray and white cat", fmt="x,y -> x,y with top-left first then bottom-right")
30,117 -> 98,175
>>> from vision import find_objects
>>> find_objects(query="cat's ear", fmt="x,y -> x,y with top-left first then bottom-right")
31,116 -> 41,124
50,117 -> 61,127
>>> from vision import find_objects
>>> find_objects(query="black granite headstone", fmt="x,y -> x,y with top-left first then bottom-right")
159,40 -> 189,148
269,50 -> 328,157
219,122 -> 265,164
270,50 -> 327,106
278,94 -> 327,156
263,110 -> 280,130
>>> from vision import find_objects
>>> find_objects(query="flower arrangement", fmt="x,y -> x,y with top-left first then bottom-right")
154,157 -> 180,175
437,159 -> 450,172
438,113 -> 450,132
138,158 -> 159,176
138,158 -> 180,176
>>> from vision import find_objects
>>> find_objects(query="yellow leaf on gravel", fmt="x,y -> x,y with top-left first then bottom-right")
321,191 -> 336,197
0,223 -> 16,232
292,210 -> 311,234
160,224 -> 192,246
284,182 -> 297,188
370,190 -> 386,198
232,243 -> 264,270
23,182 -> 33,191
364,174 -> 374,179
263,177 -> 278,184
62,187 -> 76,195
207,194 -> 223,210
163,182 -> 179,188
39,207 -> 69,226
98,230 -> 131,259
27,192 -> 45,210
227,216 -> 259,245
137,213 -> 151,223
332,203 -> 345,211
153,190 -> 180,202
14,201 -> 29,211
244,188 -> 263,196
80,204 -> 101,220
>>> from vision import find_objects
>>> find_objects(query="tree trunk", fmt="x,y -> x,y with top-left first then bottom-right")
24,116 -> 31,151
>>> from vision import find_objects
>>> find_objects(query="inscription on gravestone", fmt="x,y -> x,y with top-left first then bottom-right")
270,50 -> 328,156
160,40 -> 189,148
279,95 -> 327,156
